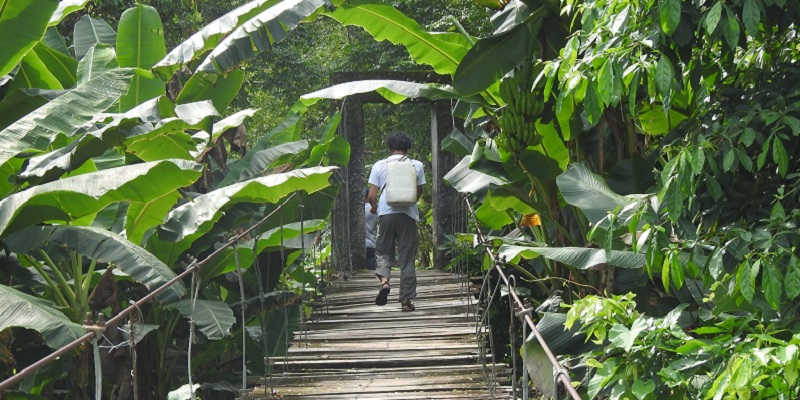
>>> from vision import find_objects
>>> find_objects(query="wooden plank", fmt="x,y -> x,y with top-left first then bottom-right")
251,270 -> 514,399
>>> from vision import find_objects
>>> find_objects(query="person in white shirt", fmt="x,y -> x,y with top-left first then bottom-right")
367,131 -> 425,312
364,189 -> 378,271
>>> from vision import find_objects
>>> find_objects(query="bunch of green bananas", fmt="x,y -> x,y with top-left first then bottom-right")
497,62 -> 544,153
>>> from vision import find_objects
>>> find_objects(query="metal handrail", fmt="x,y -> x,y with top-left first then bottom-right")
465,198 -> 581,400
0,193 -> 299,393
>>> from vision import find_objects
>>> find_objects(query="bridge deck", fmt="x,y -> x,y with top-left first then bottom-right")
252,270 -> 514,399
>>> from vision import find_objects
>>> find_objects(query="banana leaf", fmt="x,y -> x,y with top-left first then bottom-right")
555,163 -> 647,225
30,42 -> 77,88
498,244 -> 645,269
116,4 -> 167,111
0,88 -> 65,132
172,299 -> 235,340
153,0 -> 285,79
196,0 -> 330,74
175,70 -> 245,112
48,0 -> 90,26
443,155 -> 506,194
0,0 -> 59,77
0,285 -> 85,348
43,26 -> 70,56
17,98 -> 214,183
0,159 -> 202,238
199,219 -> 326,281
76,44 -> 119,86
73,15 -> 116,60
294,79 -> 485,112
324,0 -> 468,75
235,140 -> 309,183
6,50 -> 63,92
4,225 -> 186,303
0,68 -> 134,167
159,166 -> 336,243
216,113 -> 303,188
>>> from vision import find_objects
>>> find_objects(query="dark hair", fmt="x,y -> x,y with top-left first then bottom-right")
386,131 -> 412,152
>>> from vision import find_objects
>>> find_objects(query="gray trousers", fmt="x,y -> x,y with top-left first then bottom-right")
375,213 -> 417,302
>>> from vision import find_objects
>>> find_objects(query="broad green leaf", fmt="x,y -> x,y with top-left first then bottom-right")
786,256 -> 800,300
153,0 -> 284,79
217,114 -> 303,188
31,42 -> 77,88
49,0 -> 90,26
176,70 -> 244,111
0,159 -> 202,238
117,5 -> 167,111
43,26 -> 70,56
609,318 -> 647,351
73,14 -> 116,60
707,247 -> 725,279
0,285 -> 85,348
16,96 -> 178,183
742,0 -> 759,36
737,260 -> 755,302
306,113 -> 344,166
0,68 -> 134,167
763,265 -> 781,309
160,166 -> 336,242
0,88 -> 64,132
722,11 -> 740,50
197,0 -> 330,73
0,0 -> 59,77
632,379 -> 655,399
655,55 -> 673,98
498,244 -> 645,270
295,79 -> 484,111
637,103 -> 688,135
588,358 -> 618,399
597,59 -> 621,106
772,137 -> 788,177
8,50 -> 63,91
443,155 -> 506,194
556,163 -> 641,224
200,219 -> 325,281
76,44 -> 119,86
670,251 -> 684,289
705,2 -> 722,34
124,101 -> 220,161
4,225 -> 185,303
329,1 -> 467,77
126,191 -> 181,246
659,0 -> 680,35
723,148 -> 735,171
172,299 -> 234,340
583,81 -> 603,126
238,141 -> 309,182
453,14 -> 540,95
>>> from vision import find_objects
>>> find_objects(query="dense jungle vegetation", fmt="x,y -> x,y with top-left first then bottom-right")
0,0 -> 798,399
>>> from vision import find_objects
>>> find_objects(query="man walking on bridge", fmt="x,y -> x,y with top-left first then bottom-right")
367,131 -> 425,312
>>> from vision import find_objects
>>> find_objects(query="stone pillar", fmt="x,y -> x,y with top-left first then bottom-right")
333,100 -> 366,275
430,100 -> 457,270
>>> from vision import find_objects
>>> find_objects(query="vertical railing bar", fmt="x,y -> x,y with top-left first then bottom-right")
464,197 -> 581,400
0,193 -> 300,393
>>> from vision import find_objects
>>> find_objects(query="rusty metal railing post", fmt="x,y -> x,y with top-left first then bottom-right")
0,193 -> 300,395
463,197 -> 581,400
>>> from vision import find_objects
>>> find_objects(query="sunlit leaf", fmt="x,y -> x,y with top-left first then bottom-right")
0,285 -> 84,348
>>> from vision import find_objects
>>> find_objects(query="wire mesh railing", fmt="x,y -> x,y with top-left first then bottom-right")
465,197 -> 581,400
0,192 -> 313,399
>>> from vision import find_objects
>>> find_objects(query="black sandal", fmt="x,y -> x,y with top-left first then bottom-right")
375,282 -> 390,306
401,300 -> 415,312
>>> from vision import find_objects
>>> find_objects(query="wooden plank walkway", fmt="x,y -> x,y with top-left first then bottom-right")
252,270 -> 514,399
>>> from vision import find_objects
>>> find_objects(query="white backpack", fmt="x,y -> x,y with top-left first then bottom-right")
383,156 -> 417,207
